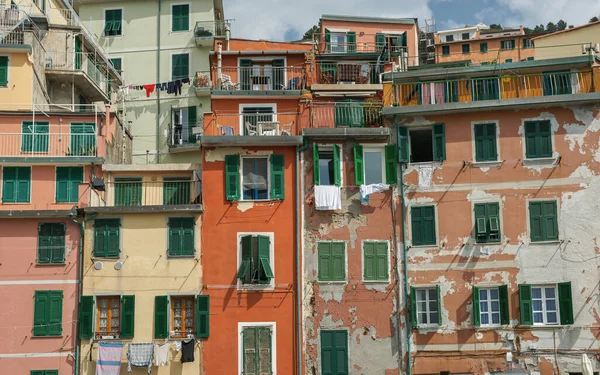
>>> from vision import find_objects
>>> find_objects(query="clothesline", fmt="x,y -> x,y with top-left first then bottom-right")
118,76 -> 193,98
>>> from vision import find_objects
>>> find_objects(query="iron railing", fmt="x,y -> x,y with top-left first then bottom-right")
169,120 -> 201,146
203,112 -> 298,136
101,180 -> 201,207
313,32 -> 409,55
194,20 -> 230,39
0,132 -> 97,157
315,62 -> 383,85
214,66 -> 304,91
311,102 -> 383,129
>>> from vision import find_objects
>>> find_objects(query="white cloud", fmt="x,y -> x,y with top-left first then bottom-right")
223,0 -> 433,41
496,0 -> 600,27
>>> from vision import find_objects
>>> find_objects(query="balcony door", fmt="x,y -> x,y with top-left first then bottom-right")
241,106 -> 275,135
171,106 -> 197,145
239,59 -> 285,91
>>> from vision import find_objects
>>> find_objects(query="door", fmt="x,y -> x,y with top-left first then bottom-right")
321,330 -> 348,375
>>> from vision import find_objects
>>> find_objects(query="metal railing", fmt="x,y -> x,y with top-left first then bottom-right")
0,102 -> 106,113
194,71 -> 211,90
169,120 -> 201,146
100,180 -> 201,207
311,102 -> 383,129
45,50 -> 108,94
203,112 -> 298,136
213,66 -> 304,91
313,32 -> 409,55
316,62 -> 383,85
0,7 -> 41,45
47,7 -> 77,26
194,20 -> 230,39
390,70 -> 595,107
0,132 -> 98,157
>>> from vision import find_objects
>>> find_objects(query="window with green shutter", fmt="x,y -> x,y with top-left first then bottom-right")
411,286 -> 441,326
0,55 -> 8,86
79,296 -> 94,339
474,123 -> 498,162
524,120 -> 553,159
270,154 -> 285,200
442,45 -> 450,56
104,9 -> 122,36
172,53 -> 189,80
472,285 -> 509,327
529,201 -> 559,242
196,295 -> 210,338
320,330 -> 348,375
462,44 -> 470,54
172,4 -> 189,32
242,326 -> 273,375
2,166 -> 31,203
168,217 -> 195,256
30,371 -> 58,375
21,121 -> 49,153
501,40 -> 515,50
474,202 -> 501,243
520,283 -> 572,325
317,242 -> 345,281
56,166 -> 83,203
226,155 -> 285,201
93,219 -> 120,258
363,242 -> 388,281
480,42 -> 488,52
237,235 -> 274,285
411,206 -> 436,246
114,177 -> 142,206
313,144 -> 341,186
163,177 -> 190,205
33,290 -> 63,336
37,223 -> 66,264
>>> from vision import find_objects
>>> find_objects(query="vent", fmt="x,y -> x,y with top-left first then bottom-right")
93,261 -> 102,270
114,261 -> 123,270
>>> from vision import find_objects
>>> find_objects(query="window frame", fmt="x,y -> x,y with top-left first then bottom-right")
522,119 -> 554,160
103,8 -> 123,37
317,241 -> 347,283
414,286 -> 440,327
531,285 -> 560,326
240,155 -> 271,202
329,32 -> 347,53
409,204 -> 438,247
238,322 -> 277,375
92,218 -> 121,259
441,45 -> 450,56
501,39 -> 516,50
480,42 -> 488,53
362,240 -> 389,282
37,222 -> 66,265
2,166 -> 31,203
477,287 -> 502,327
461,32 -> 470,40
236,232 -> 275,290
522,38 -> 533,48
169,295 -> 196,339
166,216 -> 196,257
95,295 -> 122,339
461,44 -> 470,54
362,146 -> 386,185
171,52 -> 190,81
472,121 -> 500,163
314,143 -> 343,186
527,199 -> 560,243
171,3 -> 191,32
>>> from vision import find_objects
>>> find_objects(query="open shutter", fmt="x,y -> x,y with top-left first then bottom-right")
239,59 -> 252,90
376,33 -> 386,52
38,223 -> 52,264
436,285 -> 442,325
196,295 -> 210,338
154,296 -> 168,339
187,105 -> 197,143
79,296 -> 94,339
237,235 -> 252,280
410,287 -> 417,326
385,144 -> 397,184
499,285 -> 510,325
472,286 -> 480,327
333,144 -> 341,186
48,291 -> 63,336
353,145 -> 364,186
324,29 -> 331,52
224,155 -> 240,201
432,123 -> 446,161
257,235 -> 273,281
270,154 -> 285,200
558,282 -> 574,325
347,31 -> 356,52
363,242 -> 375,280
313,143 -> 320,185
0,56 -> 8,86
272,58 -> 285,89
120,295 -> 135,338
398,126 -> 409,163
519,284 -> 533,325
331,242 -> 345,280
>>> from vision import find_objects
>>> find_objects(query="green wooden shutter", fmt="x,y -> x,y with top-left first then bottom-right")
120,295 -> 135,338
313,143 -> 320,185
45,371 -> 59,375
333,145 -> 341,186
398,126 -> 409,163
0,56 -> 8,86
519,284 -> 533,325
47,291 -> 63,336
30,371 -> 44,375
375,242 -> 388,280
2,166 -> 16,202
196,295 -> 210,338
50,223 -> 66,263
436,285 -> 442,325
474,123 -> 497,162
181,218 -> 195,256
257,235 -> 273,281
272,58 -> 285,89
423,206 -> 436,245
331,242 -> 345,281
37,223 -> 52,264
539,121 -> 552,158
79,296 -> 94,339
324,29 -> 331,52
94,219 -> 120,258
239,59 -> 253,90
472,286 -> 480,327
321,330 -> 348,375
543,201 -> 559,241
224,155 -> 240,201
410,287 -> 417,326
499,285 -> 510,325
346,32 -> 356,52
106,220 -> 120,257
168,218 -> 182,256
318,242 -> 332,281
353,145 -> 364,186
558,282 -> 573,325
154,296 -> 168,339
270,154 -> 285,200
93,221 -> 107,257
529,202 -> 543,242
187,105 -> 197,143
385,144 -> 397,184
33,291 -> 48,336
17,166 -> 31,203
376,33 -> 386,52
172,4 -> 189,31
411,207 -> 423,246
432,123 -> 446,161
363,242 -> 375,280
334,330 -> 348,374
321,331 -> 334,375
474,204 -> 488,242
237,235 -> 252,280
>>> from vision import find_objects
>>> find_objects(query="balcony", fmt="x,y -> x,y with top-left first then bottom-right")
194,20 -> 230,46
168,119 -> 201,152
315,32 -> 408,56
45,51 -> 110,102
193,71 -> 211,96
212,66 -> 304,96
312,62 -> 387,92
304,101 -> 388,139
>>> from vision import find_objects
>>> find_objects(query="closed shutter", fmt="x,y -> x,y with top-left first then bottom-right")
237,235 -> 252,281
2,166 -> 16,202
472,286 -> 480,326
239,59 -> 253,90
519,284 -> 533,325
31,371 -> 45,375
321,331 -> 334,375
384,144 -> 397,184
318,242 -> 332,281
154,296 -> 169,339
333,144 -> 341,186
558,282 -> 573,325
50,223 -> 66,263
321,330 -> 348,375
410,287 -> 417,326
94,219 -> 120,258
538,121 -> 552,158
172,4 -> 189,31
363,242 -> 376,280
47,291 -> 63,336
196,295 -> 210,338
270,154 -> 285,200
364,242 -> 388,281
313,143 -> 320,185
525,121 -> 552,159
33,291 -> 49,336
398,126 -> 409,163
172,54 -> 189,80
257,235 -> 273,282
422,206 -> 436,245
542,201 -> 558,241
529,202 -> 543,242
411,206 -> 436,246
432,123 -> 446,161
37,223 -> 52,264
224,155 -> 240,201
324,29 -> 331,52
0,56 -> 8,86
353,145 -> 364,186
331,242 -> 345,281
120,295 -> 135,338
346,32 -> 356,52
499,285 -> 510,325
168,217 -> 195,256
56,167 -> 83,203
375,242 -> 388,280
411,207 -> 423,246
79,296 -> 94,339
474,123 -> 497,162
272,58 -> 285,89
242,327 -> 257,374
106,221 -> 120,257
17,166 -> 31,203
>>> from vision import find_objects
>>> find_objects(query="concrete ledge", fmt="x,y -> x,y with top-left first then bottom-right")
311,83 -> 382,91
201,135 -> 303,147
167,144 -> 202,153
0,156 -> 103,164
303,127 -> 390,139
0,210 -> 74,218
103,163 -> 201,172
83,204 -> 204,214
211,90 -> 301,98
0,44 -> 33,53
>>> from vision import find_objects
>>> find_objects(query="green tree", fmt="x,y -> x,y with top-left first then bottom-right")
556,20 -> 567,31
546,22 -> 557,33
302,22 -> 320,40
489,23 -> 503,30
533,24 -> 545,33
590,16 -> 599,23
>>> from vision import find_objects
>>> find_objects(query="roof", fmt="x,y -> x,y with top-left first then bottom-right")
533,20 -> 600,40
215,38 -> 312,52
320,14 -> 417,25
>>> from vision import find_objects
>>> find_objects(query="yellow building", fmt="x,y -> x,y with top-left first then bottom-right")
534,20 -> 600,60
79,163 -> 205,375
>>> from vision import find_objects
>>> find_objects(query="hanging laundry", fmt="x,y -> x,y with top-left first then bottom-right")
314,185 -> 342,211
182,77 -> 190,84
97,342 -> 124,375
359,183 -> 390,201
161,82 -> 167,91
143,84 -> 155,98
127,343 -> 154,373
174,341 -> 182,352
155,83 -> 161,91
181,339 -> 195,363
167,81 -> 175,94
155,342 -> 170,366
174,79 -> 182,95
418,165 -> 433,188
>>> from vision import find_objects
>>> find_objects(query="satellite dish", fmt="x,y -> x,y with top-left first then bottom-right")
114,261 -> 123,270
94,261 -> 103,270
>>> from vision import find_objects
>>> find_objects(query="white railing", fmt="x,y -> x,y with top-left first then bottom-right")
0,132 -> 98,157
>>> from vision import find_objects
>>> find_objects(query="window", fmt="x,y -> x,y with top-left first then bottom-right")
527,57 -> 534,61
171,296 -> 195,338
31,371 -> 58,375
353,145 -> 397,186
462,32 -> 470,40
153,295 -> 209,339
0,55 -> 8,86
224,154 -> 285,201
109,58 -> 122,73
334,99 -> 365,128
320,330 -> 348,375
172,53 -> 189,80
505,58 -> 513,63
474,202 -> 501,243
472,286 -> 509,326
529,201 -> 559,242
524,120 -> 552,159
363,241 -> 388,281
523,39 -> 533,48
501,40 -> 515,50
480,42 -> 488,52
56,166 -> 83,203
318,242 -> 345,281
85,295 -> 135,339
2,166 -> 31,203
472,77 -> 499,101
242,325 -> 274,375
163,177 -> 191,205
519,283 -> 573,326
171,106 -> 197,145
313,144 -> 341,186
93,219 -> 120,258
412,287 -> 440,326
241,106 -> 275,134
172,4 -> 189,32
462,44 -> 470,54
104,9 -> 122,36
411,206 -> 436,246
70,123 -> 96,156
442,45 -> 450,56
446,35 -> 454,42
542,70 -> 572,96
22,121 -> 49,153
403,124 -> 446,163
330,32 -> 347,53
114,177 -> 142,206
474,123 -> 498,162
37,223 -> 65,264
33,290 -> 63,336
168,217 -> 195,256
237,235 -> 274,286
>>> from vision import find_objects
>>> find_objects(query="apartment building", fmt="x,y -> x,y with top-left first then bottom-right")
435,24 -> 535,65
0,1 -> 127,374
384,56 -> 600,374
76,0 -> 227,164
534,20 -> 600,60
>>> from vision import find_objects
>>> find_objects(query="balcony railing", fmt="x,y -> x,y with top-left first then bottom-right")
0,8 -> 41,45
213,66 -> 304,91
169,120 -> 201,147
101,180 -> 201,207
203,112 -> 298,136
390,70 -> 594,107
313,32 -> 409,55
194,71 -> 211,90
0,132 -> 97,157
195,20 -> 230,39
311,102 -> 383,129
45,51 -> 109,94
315,62 -> 384,85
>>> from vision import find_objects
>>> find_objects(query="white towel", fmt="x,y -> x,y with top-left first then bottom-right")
418,166 -> 433,188
174,341 -> 182,352
155,343 -> 170,366
359,183 -> 390,199
314,185 -> 342,211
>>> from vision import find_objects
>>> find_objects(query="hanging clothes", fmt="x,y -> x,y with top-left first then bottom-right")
174,341 -> 182,352
155,343 -> 170,366
314,185 -> 342,211
181,339 -> 195,363
143,84 -> 155,97
167,81 -> 175,94
127,343 -> 154,373
174,79 -> 182,95
182,77 -> 190,84
96,342 -> 124,375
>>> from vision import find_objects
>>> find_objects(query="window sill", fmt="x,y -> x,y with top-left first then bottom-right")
475,241 -> 502,245
471,161 -> 502,168
363,280 -> 390,284
409,244 -> 438,249
238,284 -> 275,291
528,240 -> 561,245
408,161 -> 443,168
317,280 -> 346,284
36,262 -> 66,266
171,30 -> 191,34
476,325 -> 505,331
32,335 -> 63,338
238,199 -> 281,203
414,325 -> 440,331
167,254 -> 195,259
91,257 -> 120,261
523,157 -> 558,166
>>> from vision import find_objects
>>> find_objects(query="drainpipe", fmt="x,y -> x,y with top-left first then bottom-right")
155,0 -> 161,164
295,138 -> 309,375
225,22 -> 230,51
400,161 -> 412,375
217,42 -> 223,89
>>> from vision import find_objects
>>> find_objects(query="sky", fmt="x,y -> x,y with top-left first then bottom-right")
223,0 -> 600,41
